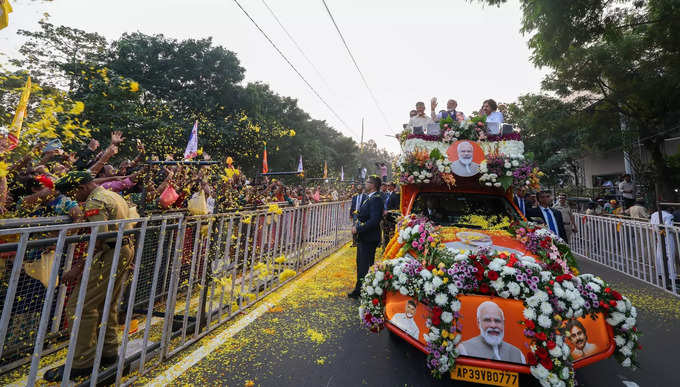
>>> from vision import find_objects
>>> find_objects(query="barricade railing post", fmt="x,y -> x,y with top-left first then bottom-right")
139,217 -> 170,374
26,229 -> 67,386
0,232 -> 29,360
161,216 -> 186,360
115,218 -> 149,386
61,226 -> 100,386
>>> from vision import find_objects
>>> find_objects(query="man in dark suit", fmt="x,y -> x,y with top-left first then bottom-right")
513,187 -> 528,216
386,183 -> 401,211
381,183 -> 400,248
525,190 -> 567,239
349,186 -> 365,247
348,175 -> 384,299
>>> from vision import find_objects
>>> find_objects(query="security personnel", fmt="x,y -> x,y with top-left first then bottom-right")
45,171 -> 134,382
348,175 -> 383,299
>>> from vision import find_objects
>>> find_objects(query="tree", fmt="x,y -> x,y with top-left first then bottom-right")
479,0 -> 680,198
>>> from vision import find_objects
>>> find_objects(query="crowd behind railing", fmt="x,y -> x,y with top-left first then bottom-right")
0,131 -> 359,223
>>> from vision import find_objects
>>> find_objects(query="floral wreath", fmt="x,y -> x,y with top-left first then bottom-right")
360,218 -> 640,387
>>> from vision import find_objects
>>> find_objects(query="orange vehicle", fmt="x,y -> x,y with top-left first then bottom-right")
361,131 -> 638,387
380,182 -> 615,384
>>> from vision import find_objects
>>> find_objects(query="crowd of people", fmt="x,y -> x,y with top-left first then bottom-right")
0,131 -> 363,223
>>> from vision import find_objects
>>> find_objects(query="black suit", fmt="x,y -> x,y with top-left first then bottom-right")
350,193 -> 365,245
525,206 -> 567,240
513,195 -> 527,216
353,192 -> 383,292
387,192 -> 400,211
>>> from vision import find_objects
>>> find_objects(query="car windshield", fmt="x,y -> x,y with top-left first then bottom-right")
411,192 -> 521,229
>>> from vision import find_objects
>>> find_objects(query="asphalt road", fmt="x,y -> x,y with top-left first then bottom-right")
165,247 -> 680,387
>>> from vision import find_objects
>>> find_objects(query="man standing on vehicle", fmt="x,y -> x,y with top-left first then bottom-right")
45,171 -> 134,382
348,175 -> 383,299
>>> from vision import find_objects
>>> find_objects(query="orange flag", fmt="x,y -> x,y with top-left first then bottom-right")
262,143 -> 269,174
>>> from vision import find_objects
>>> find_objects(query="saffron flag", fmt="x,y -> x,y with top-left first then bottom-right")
323,160 -> 328,179
297,155 -> 303,173
7,75 -> 31,151
0,0 -> 12,30
183,120 -> 198,159
262,143 -> 269,174
340,166 -> 344,181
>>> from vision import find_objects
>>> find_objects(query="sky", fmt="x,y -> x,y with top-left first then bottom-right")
1,0 -> 547,154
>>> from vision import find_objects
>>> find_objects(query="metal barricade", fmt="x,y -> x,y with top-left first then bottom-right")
0,200 -> 352,386
571,212 -> 680,297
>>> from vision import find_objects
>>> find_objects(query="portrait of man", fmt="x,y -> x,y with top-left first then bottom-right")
457,301 -> 526,364
390,299 -> 420,340
565,319 -> 598,360
450,141 -> 480,177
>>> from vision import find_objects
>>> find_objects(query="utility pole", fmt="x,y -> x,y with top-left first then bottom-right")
360,117 -> 364,151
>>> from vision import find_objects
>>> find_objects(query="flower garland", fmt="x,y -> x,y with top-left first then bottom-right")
399,148 -> 456,187
479,154 -> 542,190
359,247 -> 641,386
509,221 -> 580,275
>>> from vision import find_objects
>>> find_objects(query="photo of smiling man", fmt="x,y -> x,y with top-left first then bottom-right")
565,319 -> 599,360
457,300 -> 526,364
390,299 -> 420,340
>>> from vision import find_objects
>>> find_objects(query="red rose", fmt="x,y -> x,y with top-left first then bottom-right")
612,290 -> 622,300
432,306 -> 443,318
547,340 -> 556,350
609,300 -> 617,306
364,313 -> 373,323
487,270 -> 499,281
427,264 -> 435,271
602,303 -> 609,310
536,347 -> 549,359
604,287 -> 611,293
499,253 -> 508,259
372,298 -> 380,306
475,270 -> 484,281
526,351 -> 538,366
524,319 -> 535,330
540,358 -> 554,371
432,316 -> 441,325
535,332 -> 547,341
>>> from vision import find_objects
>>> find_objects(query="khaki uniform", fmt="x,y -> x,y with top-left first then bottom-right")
67,186 -> 134,368
554,203 -> 574,243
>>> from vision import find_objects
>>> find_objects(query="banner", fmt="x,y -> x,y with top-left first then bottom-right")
7,75 -> 31,151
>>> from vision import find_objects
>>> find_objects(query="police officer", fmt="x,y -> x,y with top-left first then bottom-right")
348,175 -> 383,299
45,171 -> 134,382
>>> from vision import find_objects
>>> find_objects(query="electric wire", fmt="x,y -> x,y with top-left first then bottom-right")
230,0 -> 356,137
260,0 -> 337,96
321,0 -> 393,132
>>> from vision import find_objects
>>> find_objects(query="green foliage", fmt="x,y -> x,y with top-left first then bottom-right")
4,22 -> 394,178
478,0 -> 680,196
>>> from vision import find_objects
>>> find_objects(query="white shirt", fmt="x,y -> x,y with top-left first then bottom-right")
408,114 -> 434,132
485,111 -> 504,135
354,193 -> 364,212
619,181 -> 635,199
390,313 -> 419,340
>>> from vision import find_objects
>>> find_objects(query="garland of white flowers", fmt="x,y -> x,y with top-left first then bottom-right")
359,248 -> 640,387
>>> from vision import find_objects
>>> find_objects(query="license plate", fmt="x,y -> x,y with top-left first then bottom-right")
450,364 -> 518,387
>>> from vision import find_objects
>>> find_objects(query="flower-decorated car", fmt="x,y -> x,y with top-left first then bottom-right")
360,123 -> 640,387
